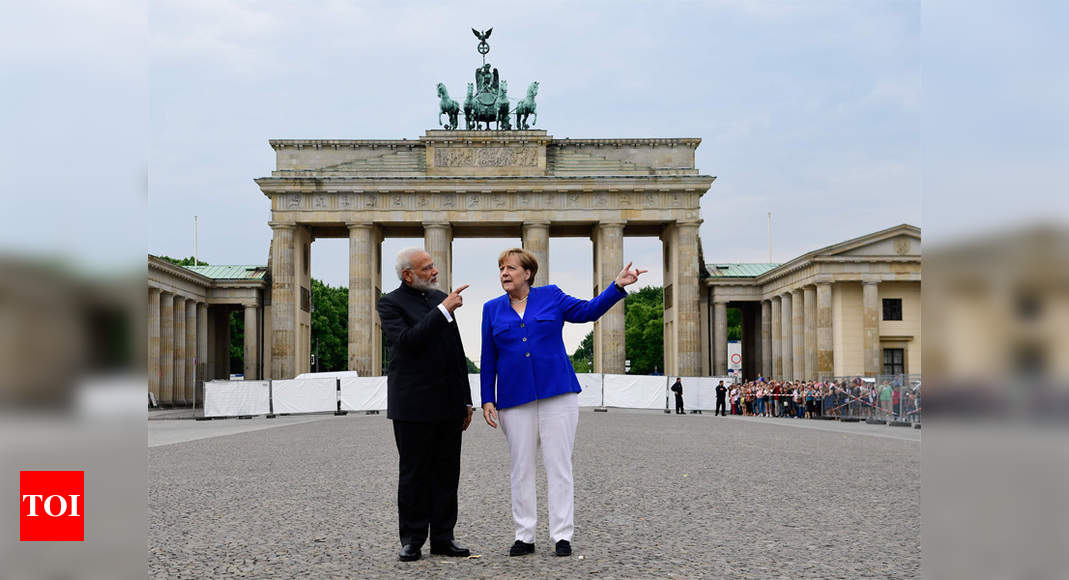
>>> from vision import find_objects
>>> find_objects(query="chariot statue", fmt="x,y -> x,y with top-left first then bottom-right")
436,27 -> 538,131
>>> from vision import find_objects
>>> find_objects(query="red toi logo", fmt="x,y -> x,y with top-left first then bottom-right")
20,471 -> 84,542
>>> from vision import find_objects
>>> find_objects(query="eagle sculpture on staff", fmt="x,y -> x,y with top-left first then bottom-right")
472,27 -> 492,61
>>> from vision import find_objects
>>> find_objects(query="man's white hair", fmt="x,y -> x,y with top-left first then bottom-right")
395,247 -> 428,281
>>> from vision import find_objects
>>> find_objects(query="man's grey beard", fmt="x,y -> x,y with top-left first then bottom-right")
409,276 -> 438,291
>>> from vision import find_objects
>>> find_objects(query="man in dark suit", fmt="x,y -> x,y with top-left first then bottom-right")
715,380 -> 728,416
376,248 -> 473,562
671,378 -> 684,414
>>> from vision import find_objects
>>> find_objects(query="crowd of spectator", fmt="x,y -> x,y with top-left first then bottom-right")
726,377 -> 921,421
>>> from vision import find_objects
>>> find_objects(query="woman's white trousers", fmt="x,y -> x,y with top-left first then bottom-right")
498,392 -> 578,543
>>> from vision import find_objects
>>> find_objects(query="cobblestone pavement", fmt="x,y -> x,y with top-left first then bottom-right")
149,411 -> 919,578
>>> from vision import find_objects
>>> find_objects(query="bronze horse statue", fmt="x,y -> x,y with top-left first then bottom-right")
515,81 -> 538,130
437,83 -> 460,130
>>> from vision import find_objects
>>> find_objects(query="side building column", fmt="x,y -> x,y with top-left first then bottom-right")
713,300 -> 728,376
270,223 -> 296,379
185,299 -> 196,403
196,302 -> 208,405
863,279 -> 881,376
803,285 -> 816,380
522,221 -> 550,287
159,292 -> 174,406
244,304 -> 260,380
761,299 -> 772,379
148,288 -> 160,404
780,293 -> 793,381
424,222 -> 453,291
771,295 -> 782,379
791,289 -> 804,381
173,296 -> 186,405
816,282 -> 834,378
348,223 -> 376,376
593,220 -> 625,374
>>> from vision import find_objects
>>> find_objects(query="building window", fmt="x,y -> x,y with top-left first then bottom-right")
882,298 -> 902,321
883,348 -> 905,375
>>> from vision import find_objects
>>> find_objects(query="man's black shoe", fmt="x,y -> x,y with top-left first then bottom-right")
509,540 -> 535,556
555,539 -> 572,556
430,539 -> 470,557
398,544 -> 421,562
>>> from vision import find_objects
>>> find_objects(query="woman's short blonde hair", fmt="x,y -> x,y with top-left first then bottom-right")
497,248 -> 538,284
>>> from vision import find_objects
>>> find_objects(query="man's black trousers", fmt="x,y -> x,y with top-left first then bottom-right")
715,398 -> 726,416
392,419 -> 462,547
674,394 -> 685,414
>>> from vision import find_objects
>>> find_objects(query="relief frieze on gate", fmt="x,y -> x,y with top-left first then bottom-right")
433,146 -> 538,168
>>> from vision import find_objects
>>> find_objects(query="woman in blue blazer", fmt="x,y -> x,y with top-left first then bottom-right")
480,248 -> 646,557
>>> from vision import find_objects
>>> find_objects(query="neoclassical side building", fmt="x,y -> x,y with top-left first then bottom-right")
700,224 -> 921,381
146,257 -> 268,406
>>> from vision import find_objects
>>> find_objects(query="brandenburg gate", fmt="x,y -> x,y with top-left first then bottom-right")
255,129 -> 715,379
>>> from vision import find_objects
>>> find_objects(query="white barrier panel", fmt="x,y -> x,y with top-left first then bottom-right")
340,376 -> 388,411
603,375 -> 668,409
575,374 -> 604,406
675,377 -> 714,410
204,380 -> 270,417
272,378 -> 337,414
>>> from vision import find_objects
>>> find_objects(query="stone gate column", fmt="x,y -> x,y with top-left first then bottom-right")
674,221 -> 702,376
185,299 -> 197,402
803,285 -> 816,380
196,302 -> 208,404
863,279 -> 881,376
270,223 -> 296,379
761,299 -> 772,379
713,300 -> 728,376
816,282 -> 834,377
244,304 -> 260,380
781,293 -> 793,381
173,296 -> 186,405
771,295 -> 782,379
348,223 -> 376,376
159,292 -> 174,405
593,220 -> 625,374
148,288 -> 160,403
791,289 -> 804,381
424,222 -> 452,291
522,221 -> 550,287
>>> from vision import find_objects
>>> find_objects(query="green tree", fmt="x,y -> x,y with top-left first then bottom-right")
158,255 -> 207,267
569,331 -> 594,373
229,310 -> 244,372
311,279 -> 349,372
624,286 -> 664,374
727,307 -> 742,341
569,286 -> 666,375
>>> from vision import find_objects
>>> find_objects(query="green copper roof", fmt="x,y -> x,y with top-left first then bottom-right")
183,265 -> 267,280
705,263 -> 781,278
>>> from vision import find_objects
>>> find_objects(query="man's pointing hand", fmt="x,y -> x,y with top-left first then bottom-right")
441,284 -> 469,313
